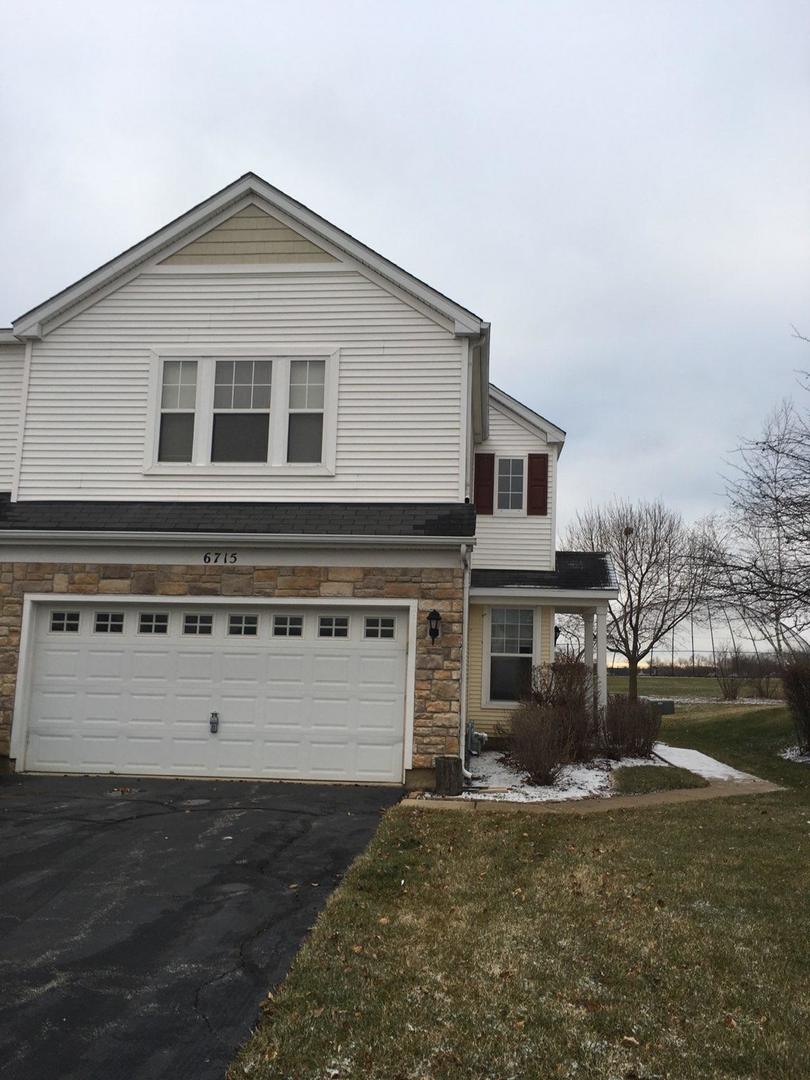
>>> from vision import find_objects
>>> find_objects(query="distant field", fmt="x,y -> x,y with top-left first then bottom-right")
607,674 -> 783,700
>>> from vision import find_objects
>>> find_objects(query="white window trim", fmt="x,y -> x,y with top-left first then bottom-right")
494,454 -> 528,516
144,346 -> 340,476
481,604 -> 541,708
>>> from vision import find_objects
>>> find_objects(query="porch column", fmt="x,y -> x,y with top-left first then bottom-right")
596,605 -> 608,717
582,610 -> 594,707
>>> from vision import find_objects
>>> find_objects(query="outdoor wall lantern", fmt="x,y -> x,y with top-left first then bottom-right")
427,609 -> 442,642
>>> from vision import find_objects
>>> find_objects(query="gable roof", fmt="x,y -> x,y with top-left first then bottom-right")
11,172 -> 486,339
489,384 -> 566,446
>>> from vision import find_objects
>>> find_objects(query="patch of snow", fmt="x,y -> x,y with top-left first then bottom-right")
610,756 -> 667,769
667,696 -> 782,705
460,750 -> 647,803
653,743 -> 754,781
780,746 -> 810,764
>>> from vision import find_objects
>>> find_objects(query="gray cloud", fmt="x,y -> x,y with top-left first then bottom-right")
1,0 -> 807,533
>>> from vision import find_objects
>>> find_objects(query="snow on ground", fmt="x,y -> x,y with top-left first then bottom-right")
667,697 -> 782,706
461,751 -> 618,803
653,743 -> 754,781
780,746 -> 810,764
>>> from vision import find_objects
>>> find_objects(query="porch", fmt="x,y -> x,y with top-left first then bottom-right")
465,555 -> 618,736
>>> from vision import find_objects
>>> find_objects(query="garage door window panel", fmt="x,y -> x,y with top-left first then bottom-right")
365,616 -> 395,639
94,612 -> 124,634
229,614 -> 258,636
273,614 -> 303,637
319,616 -> 349,638
184,613 -> 213,635
50,611 -> 80,633
139,613 -> 169,635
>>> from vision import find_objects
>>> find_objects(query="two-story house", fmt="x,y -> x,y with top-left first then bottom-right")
0,174 -> 616,790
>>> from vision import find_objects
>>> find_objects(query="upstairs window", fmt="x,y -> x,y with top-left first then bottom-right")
212,360 -> 272,462
287,360 -> 325,463
150,352 -> 337,472
158,360 -> 197,462
497,457 -> 525,511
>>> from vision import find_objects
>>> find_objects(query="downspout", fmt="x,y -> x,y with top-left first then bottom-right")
459,542 -> 473,780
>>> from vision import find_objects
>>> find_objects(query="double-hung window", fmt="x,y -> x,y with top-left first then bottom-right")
496,457 -> 525,511
212,360 -> 272,462
153,352 -> 336,471
489,607 -> 534,702
159,360 -> 198,463
287,359 -> 325,463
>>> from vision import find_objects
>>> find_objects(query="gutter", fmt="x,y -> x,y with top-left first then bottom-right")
0,530 -> 477,548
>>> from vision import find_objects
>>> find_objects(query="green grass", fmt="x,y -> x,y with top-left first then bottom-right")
613,763 -> 710,794
230,706 -> 810,1080
607,673 -> 783,700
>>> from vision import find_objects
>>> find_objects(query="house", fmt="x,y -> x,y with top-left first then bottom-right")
0,173 -> 617,790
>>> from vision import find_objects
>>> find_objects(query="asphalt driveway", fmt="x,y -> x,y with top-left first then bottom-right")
0,773 -> 401,1080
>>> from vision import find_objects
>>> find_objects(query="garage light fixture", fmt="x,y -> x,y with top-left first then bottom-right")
427,609 -> 442,642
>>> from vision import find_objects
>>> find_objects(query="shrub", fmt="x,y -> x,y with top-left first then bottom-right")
715,648 -> 742,701
782,654 -> 810,753
602,694 -> 661,759
527,656 -> 594,763
507,701 -> 577,786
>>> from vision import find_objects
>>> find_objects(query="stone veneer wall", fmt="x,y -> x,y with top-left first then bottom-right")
0,563 -> 464,771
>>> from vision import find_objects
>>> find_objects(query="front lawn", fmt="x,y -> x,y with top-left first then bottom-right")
612,763 -> 710,795
606,673 -> 783,700
230,706 -> 810,1080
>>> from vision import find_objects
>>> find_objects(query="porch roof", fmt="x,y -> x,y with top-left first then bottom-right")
471,552 -> 617,593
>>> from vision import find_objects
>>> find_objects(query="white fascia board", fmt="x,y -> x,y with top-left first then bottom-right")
0,329 -> 21,345
12,173 -> 484,340
488,385 -> 566,445
0,530 -> 476,549
470,587 -> 617,603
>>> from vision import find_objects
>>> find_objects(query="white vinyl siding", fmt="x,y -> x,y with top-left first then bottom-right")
0,345 -> 25,491
17,270 -> 465,501
472,401 -> 556,570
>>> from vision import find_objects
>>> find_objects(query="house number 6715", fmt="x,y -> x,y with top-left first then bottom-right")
202,552 -> 238,564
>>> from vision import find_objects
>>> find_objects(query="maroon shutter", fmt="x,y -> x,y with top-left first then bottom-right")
473,453 -> 495,514
527,453 -> 549,516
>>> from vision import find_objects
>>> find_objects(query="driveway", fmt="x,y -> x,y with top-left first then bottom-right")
0,773 -> 401,1080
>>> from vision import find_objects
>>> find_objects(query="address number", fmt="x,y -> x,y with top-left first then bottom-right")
202,551 -> 239,564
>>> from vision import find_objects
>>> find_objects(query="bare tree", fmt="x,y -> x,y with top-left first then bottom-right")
554,613 -> 584,660
565,499 -> 710,700
707,398 -> 810,655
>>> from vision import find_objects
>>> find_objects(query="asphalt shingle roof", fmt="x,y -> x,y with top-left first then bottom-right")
471,552 -> 617,592
0,495 -> 476,538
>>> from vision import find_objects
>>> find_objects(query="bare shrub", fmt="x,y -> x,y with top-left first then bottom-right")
715,647 -> 742,700
782,654 -> 810,752
507,702 -> 576,786
529,656 -> 593,762
602,694 -> 662,759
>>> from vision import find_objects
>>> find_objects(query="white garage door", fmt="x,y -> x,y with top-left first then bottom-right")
23,602 -> 407,783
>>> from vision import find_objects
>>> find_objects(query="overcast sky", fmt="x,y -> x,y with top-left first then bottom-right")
1,0 -> 808,536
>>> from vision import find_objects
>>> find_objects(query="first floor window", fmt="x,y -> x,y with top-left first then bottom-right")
497,457 -> 524,511
489,608 -> 533,702
158,360 -> 197,463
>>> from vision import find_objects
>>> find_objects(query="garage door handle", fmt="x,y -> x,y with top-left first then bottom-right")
209,712 -> 219,734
